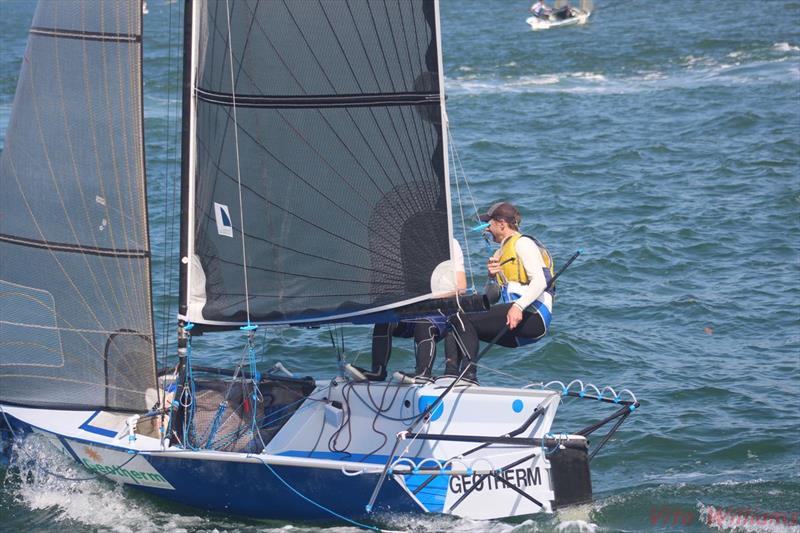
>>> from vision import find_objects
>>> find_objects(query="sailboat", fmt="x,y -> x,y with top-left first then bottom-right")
0,0 -> 638,526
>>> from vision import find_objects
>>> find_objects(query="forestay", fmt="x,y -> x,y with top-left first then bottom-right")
0,0 -> 156,412
180,0 -> 455,327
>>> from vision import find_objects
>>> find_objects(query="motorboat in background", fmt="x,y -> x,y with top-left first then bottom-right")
527,0 -> 593,31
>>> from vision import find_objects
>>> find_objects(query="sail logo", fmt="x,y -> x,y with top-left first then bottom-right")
214,202 -> 234,237
84,446 -> 102,462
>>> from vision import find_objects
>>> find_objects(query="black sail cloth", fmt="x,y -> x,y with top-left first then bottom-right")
0,0 -> 156,412
180,0 -> 453,327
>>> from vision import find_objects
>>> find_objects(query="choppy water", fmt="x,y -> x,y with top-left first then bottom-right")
1,1 -> 799,531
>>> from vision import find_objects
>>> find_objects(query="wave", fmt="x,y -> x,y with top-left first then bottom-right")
5,434 -> 167,532
774,42 -> 800,52
4,434 -> 372,532
591,481 -> 800,533
445,53 -> 799,96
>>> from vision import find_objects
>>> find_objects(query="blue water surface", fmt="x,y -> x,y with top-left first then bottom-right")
1,1 -> 798,531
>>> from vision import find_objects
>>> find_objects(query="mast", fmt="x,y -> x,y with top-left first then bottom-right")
174,0 -> 196,440
178,0 -> 195,321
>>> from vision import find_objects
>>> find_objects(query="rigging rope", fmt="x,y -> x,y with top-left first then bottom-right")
244,326 -> 261,444
180,324 -> 198,449
203,366 -> 239,449
224,0 -> 252,323
257,459 -> 380,531
158,0 -> 183,417
447,123 -> 483,292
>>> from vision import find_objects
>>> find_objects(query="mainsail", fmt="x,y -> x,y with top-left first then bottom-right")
0,0 -> 156,412
179,0 -> 454,327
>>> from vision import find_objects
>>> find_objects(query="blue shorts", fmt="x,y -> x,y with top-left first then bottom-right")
506,296 -> 551,347
394,315 -> 449,339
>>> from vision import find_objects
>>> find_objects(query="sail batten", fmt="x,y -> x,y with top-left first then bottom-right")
0,0 -> 156,412
29,27 -> 142,43
0,233 -> 150,258
195,89 -> 440,108
181,0 -> 453,327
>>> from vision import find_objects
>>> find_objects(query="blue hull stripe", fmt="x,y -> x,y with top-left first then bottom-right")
403,473 -> 448,512
143,453 -> 421,520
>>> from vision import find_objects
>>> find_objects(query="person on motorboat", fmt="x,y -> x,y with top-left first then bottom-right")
347,238 -> 467,384
442,202 -> 555,385
530,0 -> 552,18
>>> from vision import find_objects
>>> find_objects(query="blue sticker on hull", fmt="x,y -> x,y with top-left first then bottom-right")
418,396 -> 444,422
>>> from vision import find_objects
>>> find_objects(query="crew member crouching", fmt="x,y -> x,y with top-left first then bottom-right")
444,202 -> 554,384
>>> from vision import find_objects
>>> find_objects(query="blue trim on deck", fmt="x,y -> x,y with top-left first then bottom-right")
78,411 -> 119,438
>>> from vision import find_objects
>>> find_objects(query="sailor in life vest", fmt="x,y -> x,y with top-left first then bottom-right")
444,202 -> 555,384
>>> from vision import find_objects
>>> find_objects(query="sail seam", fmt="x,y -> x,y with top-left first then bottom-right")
194,88 -> 440,108
29,27 -> 141,43
0,233 -> 149,258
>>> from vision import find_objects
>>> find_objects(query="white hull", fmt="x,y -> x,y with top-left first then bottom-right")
527,11 -> 590,31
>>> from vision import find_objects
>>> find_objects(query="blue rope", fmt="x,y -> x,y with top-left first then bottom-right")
241,324 -> 260,443
204,400 -> 228,449
260,461 -> 380,531
542,432 -> 559,456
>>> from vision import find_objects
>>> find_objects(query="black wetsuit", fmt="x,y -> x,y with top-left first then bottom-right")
369,319 -> 446,378
444,304 -> 546,380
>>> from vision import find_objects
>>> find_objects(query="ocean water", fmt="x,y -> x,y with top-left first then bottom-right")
1,1 -> 798,532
